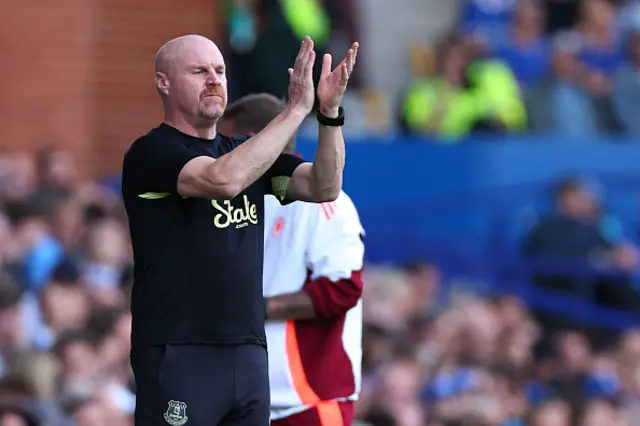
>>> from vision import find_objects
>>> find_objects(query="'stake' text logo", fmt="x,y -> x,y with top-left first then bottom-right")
212,195 -> 258,229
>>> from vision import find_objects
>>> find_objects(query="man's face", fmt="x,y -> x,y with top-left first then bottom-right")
561,187 -> 597,220
582,0 -> 614,31
162,40 -> 228,123
44,149 -> 78,188
516,1 -> 543,33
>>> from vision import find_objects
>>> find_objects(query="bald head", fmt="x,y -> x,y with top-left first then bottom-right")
154,34 -> 228,127
155,34 -> 220,75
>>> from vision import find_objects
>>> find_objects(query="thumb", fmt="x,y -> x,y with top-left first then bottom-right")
320,54 -> 332,79
288,68 -> 294,77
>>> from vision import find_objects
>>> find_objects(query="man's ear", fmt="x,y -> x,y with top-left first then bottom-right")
155,72 -> 170,95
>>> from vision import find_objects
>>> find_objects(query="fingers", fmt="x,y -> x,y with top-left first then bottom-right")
349,42 -> 359,73
332,41 -> 359,76
305,50 -> 316,81
345,50 -> 354,75
302,39 -> 315,73
293,38 -> 308,74
340,62 -> 349,85
291,36 -> 315,80
320,53 -> 332,80
297,36 -> 308,56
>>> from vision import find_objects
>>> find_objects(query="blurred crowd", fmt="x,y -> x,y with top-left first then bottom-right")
401,0 -> 640,139
222,0 -> 640,139
352,174 -> 640,426
359,264 -> 640,426
0,148 -> 635,426
0,149 -> 135,425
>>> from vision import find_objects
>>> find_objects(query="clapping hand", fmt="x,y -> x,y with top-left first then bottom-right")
317,42 -> 359,117
287,36 -> 316,116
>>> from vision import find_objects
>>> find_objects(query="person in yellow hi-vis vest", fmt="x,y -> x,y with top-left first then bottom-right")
466,60 -> 527,133
403,78 -> 479,140
402,37 -> 527,140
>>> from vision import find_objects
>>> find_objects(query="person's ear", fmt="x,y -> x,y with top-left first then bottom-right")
156,72 -> 170,96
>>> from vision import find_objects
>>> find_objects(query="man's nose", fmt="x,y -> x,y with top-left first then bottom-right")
206,72 -> 222,86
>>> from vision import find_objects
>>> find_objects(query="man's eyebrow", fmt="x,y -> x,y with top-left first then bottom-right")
188,64 -> 226,70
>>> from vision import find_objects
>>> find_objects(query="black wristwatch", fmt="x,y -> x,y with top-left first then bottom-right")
317,107 -> 345,127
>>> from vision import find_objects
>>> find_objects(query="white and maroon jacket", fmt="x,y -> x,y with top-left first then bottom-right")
263,190 -> 365,420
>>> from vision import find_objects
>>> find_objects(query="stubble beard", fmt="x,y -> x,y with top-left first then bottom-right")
198,99 -> 224,120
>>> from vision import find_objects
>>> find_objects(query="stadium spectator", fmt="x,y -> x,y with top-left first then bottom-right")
612,6 -> 640,133
490,0 -> 552,92
550,0 -> 625,135
402,33 -> 526,138
523,176 -> 640,345
459,0 -> 517,46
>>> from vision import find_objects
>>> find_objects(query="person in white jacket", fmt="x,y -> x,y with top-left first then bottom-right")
221,93 -> 365,426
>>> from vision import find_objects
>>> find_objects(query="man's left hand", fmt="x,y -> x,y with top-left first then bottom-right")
316,42 -> 359,117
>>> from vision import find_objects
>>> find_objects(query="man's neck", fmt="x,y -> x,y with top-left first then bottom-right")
164,114 -> 218,140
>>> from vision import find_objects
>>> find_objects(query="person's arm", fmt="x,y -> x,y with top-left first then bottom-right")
284,43 -> 358,203
177,109 -> 307,199
265,291 -> 316,320
178,37 -> 317,200
283,117 -> 345,202
265,192 -> 365,321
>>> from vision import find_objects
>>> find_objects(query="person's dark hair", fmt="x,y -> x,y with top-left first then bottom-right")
53,330 -> 96,359
5,187 -> 73,226
51,256 -> 82,285
84,203 -> 108,225
0,274 -> 22,310
553,176 -> 583,201
4,199 -> 47,226
224,93 -> 285,133
223,93 -> 296,154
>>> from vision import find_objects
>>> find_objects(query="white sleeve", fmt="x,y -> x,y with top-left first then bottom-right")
305,191 -> 365,281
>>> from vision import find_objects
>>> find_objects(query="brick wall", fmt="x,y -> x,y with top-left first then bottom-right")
0,0 -> 222,178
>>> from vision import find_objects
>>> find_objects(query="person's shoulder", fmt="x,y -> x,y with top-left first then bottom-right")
125,124 -> 167,159
334,191 -> 362,222
316,190 -> 364,232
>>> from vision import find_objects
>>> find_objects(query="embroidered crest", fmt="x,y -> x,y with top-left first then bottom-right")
164,400 -> 188,425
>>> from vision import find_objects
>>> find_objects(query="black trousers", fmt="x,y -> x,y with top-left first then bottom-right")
131,344 -> 270,426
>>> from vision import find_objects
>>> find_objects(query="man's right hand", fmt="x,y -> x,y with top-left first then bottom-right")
287,36 -> 316,116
